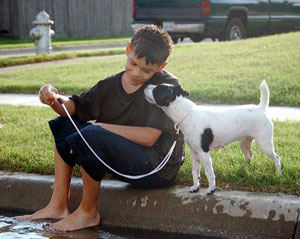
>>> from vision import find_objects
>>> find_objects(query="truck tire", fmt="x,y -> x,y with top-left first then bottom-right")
220,18 -> 246,41
169,34 -> 179,44
190,34 -> 203,43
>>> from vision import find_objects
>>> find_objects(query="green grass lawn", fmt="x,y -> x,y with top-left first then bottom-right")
0,36 -> 131,49
171,32 -> 300,106
1,32 -> 300,106
0,105 -> 299,195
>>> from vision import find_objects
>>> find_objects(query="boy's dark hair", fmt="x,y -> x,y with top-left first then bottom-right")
130,25 -> 173,66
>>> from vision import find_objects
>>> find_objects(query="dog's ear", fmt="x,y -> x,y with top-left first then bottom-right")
182,89 -> 190,97
174,85 -> 190,97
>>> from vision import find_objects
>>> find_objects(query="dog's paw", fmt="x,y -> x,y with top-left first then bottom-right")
189,186 -> 200,193
206,187 -> 216,195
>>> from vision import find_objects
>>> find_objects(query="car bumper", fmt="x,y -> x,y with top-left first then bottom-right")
132,21 -> 205,34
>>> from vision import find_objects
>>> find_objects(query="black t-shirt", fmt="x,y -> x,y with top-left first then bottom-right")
71,70 -> 185,181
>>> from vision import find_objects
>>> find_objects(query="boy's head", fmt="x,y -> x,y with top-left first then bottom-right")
129,25 -> 173,67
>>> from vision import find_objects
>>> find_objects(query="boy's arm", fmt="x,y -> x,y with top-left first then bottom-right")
39,84 -> 76,116
96,123 -> 162,148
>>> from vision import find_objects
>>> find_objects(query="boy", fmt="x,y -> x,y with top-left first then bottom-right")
17,25 -> 185,231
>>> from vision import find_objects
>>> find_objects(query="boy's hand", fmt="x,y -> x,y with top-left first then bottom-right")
39,84 -> 58,106
39,84 -> 76,116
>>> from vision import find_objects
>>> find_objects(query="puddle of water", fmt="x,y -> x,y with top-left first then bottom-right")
0,215 -> 48,239
0,213 -> 129,239
0,210 -> 214,239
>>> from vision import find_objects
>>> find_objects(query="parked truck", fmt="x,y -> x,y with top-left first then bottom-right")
132,0 -> 300,43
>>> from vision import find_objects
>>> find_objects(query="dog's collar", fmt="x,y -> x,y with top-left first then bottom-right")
174,109 -> 193,134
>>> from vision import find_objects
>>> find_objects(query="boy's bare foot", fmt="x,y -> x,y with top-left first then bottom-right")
16,205 -> 70,221
49,208 -> 100,232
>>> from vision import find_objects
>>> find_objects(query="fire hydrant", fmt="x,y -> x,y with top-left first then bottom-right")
30,11 -> 55,55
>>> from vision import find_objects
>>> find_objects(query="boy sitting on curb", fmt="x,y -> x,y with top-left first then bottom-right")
17,25 -> 185,231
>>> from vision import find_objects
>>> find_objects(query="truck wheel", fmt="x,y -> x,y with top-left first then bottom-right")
220,18 -> 246,41
190,34 -> 203,43
170,34 -> 179,44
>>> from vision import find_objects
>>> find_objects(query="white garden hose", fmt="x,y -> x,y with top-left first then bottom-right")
58,98 -> 178,180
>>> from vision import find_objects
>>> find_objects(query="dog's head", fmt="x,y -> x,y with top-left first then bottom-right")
144,84 -> 189,107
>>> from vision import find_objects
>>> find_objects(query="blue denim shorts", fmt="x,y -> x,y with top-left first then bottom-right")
49,116 -> 174,188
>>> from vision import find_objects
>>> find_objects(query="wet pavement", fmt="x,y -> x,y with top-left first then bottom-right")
0,213 -> 131,239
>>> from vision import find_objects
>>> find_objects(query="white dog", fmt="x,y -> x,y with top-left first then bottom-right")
144,81 -> 281,195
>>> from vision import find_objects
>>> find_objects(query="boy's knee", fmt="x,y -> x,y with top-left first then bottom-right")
56,140 -> 76,167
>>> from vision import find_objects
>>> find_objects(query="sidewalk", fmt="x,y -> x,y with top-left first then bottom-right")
0,171 -> 299,239
0,93 -> 300,122
0,42 -> 127,57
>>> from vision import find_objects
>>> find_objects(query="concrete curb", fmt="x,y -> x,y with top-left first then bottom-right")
0,171 -> 299,239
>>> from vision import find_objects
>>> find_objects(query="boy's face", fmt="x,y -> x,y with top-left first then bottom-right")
124,46 -> 167,87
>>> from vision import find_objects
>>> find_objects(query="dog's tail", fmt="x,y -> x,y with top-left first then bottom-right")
259,80 -> 269,111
